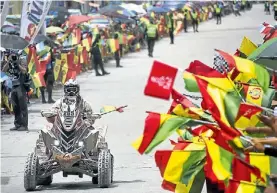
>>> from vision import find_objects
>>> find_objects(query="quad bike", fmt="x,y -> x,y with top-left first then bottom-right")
23,103 -> 127,191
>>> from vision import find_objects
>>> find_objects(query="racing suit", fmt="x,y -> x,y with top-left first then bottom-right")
51,96 -> 97,127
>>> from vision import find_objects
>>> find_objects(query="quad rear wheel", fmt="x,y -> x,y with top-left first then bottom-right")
98,150 -> 112,188
24,152 -> 38,191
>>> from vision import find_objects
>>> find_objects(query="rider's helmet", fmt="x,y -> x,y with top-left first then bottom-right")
64,79 -> 80,98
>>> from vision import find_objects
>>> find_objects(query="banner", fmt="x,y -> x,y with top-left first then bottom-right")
0,1 -> 10,28
20,0 -> 52,44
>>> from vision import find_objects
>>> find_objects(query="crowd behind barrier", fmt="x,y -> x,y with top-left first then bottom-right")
1,1 -> 252,114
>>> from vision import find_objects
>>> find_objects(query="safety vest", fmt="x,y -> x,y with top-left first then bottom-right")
147,24 -> 157,38
116,32 -> 123,44
93,27 -> 99,35
191,12 -> 198,20
167,17 -> 175,28
183,12 -> 188,19
274,3 -> 277,11
215,7 -> 221,14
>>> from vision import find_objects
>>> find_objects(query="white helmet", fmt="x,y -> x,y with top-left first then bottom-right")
64,79 -> 80,97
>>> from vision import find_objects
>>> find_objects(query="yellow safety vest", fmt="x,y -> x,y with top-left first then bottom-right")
147,24 -> 157,38
116,32 -> 123,44
216,7 -> 221,14
191,12 -> 198,20
183,12 -> 188,19
167,17 -> 175,28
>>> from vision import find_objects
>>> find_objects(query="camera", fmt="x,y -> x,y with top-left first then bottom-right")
8,54 -> 19,69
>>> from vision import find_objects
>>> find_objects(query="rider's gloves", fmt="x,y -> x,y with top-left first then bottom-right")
92,114 -> 101,120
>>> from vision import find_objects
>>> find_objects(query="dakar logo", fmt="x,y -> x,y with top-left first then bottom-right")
150,76 -> 172,90
249,87 -> 262,100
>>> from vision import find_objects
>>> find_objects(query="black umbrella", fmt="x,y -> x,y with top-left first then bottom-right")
99,5 -> 130,19
0,34 -> 29,50
33,34 -> 59,47
48,6 -> 70,26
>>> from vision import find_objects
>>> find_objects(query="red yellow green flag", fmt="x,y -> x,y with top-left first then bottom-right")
246,152 -> 277,184
225,180 -> 265,193
183,60 -> 235,92
155,149 -> 206,192
239,36 -> 258,57
235,103 -> 263,131
169,89 -> 213,122
216,49 -> 270,91
195,76 -> 241,127
204,139 -> 267,188
132,112 -> 198,154
241,84 -> 275,108
161,170 -> 205,193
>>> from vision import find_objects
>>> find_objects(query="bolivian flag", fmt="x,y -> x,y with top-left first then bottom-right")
204,139 -> 267,187
225,180 -> 265,193
245,152 -> 277,184
216,49 -> 270,91
241,84 -> 275,108
195,76 -> 241,127
169,89 -> 215,123
235,103 -> 262,131
155,149 -> 206,190
161,170 -> 205,193
239,37 -> 258,57
183,60 -> 235,93
28,47 -> 46,88
132,112 -> 198,154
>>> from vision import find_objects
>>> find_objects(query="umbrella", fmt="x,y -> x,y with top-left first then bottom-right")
120,3 -> 146,14
1,25 -> 20,34
0,34 -> 29,50
46,26 -> 64,34
99,5 -> 134,19
147,6 -> 169,13
49,6 -> 70,26
247,37 -> 277,72
33,34 -> 60,47
113,17 -> 136,24
66,15 -> 93,27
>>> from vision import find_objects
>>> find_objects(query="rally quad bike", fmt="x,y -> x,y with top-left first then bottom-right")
23,102 -> 127,191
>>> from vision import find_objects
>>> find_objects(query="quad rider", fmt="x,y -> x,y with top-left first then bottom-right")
47,79 -> 100,128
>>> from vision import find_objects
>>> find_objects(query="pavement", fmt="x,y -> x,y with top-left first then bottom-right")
1,5 -> 276,193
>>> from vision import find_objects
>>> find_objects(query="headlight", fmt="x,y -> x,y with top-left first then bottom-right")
54,140 -> 60,146
78,141 -> 84,147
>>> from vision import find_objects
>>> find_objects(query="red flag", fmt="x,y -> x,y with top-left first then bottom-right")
144,60 -> 178,100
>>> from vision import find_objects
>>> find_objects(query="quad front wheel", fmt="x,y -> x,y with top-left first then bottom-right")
24,152 -> 38,191
98,150 -> 112,188
37,175 -> 53,186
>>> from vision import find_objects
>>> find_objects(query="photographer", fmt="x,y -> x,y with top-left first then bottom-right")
2,52 -> 30,131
